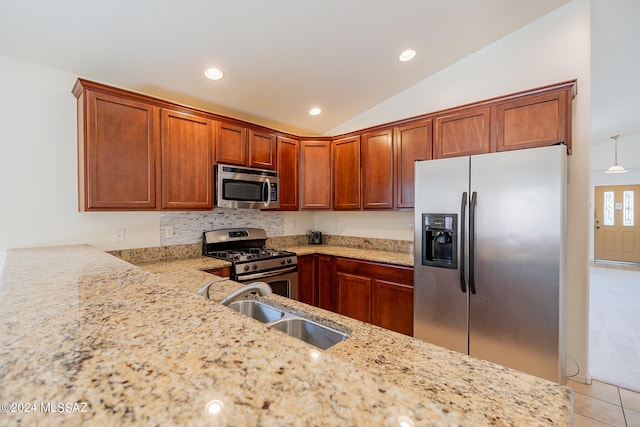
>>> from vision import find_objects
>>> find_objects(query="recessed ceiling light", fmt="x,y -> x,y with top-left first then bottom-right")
204,68 -> 224,80
309,107 -> 322,116
398,49 -> 416,62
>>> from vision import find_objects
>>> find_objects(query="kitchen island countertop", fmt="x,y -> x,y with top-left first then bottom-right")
0,244 -> 572,426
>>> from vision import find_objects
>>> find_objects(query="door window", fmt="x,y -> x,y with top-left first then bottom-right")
604,191 -> 615,226
623,190 -> 634,226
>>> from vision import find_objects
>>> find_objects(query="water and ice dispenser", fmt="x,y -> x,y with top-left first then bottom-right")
421,213 -> 457,269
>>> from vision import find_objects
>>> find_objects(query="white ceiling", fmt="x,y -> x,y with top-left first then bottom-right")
0,0 -> 574,135
0,0 -> 637,152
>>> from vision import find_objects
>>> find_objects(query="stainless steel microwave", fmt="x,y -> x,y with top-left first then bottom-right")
215,164 -> 280,209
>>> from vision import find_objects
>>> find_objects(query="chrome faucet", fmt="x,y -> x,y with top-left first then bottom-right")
197,277 -> 230,300
219,282 -> 273,306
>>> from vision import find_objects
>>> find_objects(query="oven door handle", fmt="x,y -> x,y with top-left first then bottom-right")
238,266 -> 297,281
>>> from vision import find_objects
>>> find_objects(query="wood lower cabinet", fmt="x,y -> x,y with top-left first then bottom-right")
495,89 -> 572,153
298,255 -> 316,305
275,136 -> 299,210
216,121 -> 247,166
434,107 -> 492,159
373,278 -> 414,336
335,270 -> 372,323
297,254 -> 334,310
394,119 -> 432,209
203,266 -> 231,277
76,88 -> 160,210
160,109 -> 214,209
361,129 -> 394,209
248,130 -> 276,170
334,257 -> 414,336
332,135 -> 361,210
300,140 -> 332,210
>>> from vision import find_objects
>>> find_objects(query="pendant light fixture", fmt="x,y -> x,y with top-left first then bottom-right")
605,134 -> 628,174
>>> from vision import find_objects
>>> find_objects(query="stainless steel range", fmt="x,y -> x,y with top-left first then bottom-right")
202,228 -> 298,299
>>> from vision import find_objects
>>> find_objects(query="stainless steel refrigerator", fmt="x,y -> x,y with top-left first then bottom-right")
413,145 -> 566,383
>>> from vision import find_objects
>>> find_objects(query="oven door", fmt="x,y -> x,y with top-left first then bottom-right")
234,266 -> 298,300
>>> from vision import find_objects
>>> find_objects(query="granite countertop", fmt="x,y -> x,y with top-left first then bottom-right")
0,244 -> 572,426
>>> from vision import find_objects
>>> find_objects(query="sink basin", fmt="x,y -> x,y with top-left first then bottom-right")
269,317 -> 348,350
227,300 -> 285,323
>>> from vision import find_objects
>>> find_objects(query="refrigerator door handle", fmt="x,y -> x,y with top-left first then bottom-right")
469,191 -> 478,295
460,192 -> 468,293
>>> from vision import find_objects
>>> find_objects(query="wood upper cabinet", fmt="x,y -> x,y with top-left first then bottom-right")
160,109 -> 214,210
495,89 -> 572,152
76,88 -> 160,211
300,140 -> 332,210
361,129 -> 394,209
332,135 -> 361,210
276,136 -> 299,210
248,130 -> 277,170
394,120 -> 432,209
434,107 -> 492,159
216,121 -> 247,166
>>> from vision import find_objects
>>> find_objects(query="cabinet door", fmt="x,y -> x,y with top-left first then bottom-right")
332,135 -> 361,210
82,90 -> 159,210
317,255 -> 334,311
300,140 -> 332,210
373,279 -> 414,336
434,107 -> 491,158
297,255 -> 316,306
160,109 -> 214,209
216,121 -> 247,166
495,91 -> 570,152
249,130 -> 276,170
395,120 -> 432,209
361,129 -> 394,209
276,136 -> 299,210
335,271 -> 372,323
203,266 -> 231,277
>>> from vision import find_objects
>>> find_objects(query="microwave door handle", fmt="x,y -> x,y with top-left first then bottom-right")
262,178 -> 271,207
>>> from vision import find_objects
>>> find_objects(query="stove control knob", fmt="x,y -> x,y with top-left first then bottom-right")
286,258 -> 292,264
252,263 -> 258,270
280,259 -> 286,265
243,265 -> 250,272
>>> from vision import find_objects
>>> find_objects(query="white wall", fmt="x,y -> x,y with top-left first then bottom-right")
327,0 -> 592,383
0,55 -> 162,254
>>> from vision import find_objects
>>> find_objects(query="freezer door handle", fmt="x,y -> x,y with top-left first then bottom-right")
469,191 -> 478,295
460,192 -> 468,293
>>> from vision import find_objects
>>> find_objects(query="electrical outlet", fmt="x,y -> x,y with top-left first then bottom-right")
165,225 -> 173,238
409,223 -> 414,232
114,228 -> 126,243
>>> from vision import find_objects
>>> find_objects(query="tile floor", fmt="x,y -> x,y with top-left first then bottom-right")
568,379 -> 640,426
592,261 -> 640,272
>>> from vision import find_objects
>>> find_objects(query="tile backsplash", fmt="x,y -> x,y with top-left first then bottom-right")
160,209 -> 284,245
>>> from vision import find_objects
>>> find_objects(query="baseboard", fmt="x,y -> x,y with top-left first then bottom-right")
566,373 -> 591,385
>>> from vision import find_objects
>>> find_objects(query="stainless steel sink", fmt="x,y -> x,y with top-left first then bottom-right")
268,317 -> 348,350
225,299 -> 349,350
227,300 -> 285,323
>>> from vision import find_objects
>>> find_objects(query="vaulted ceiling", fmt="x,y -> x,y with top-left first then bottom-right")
0,0 -> 638,154
0,0 -> 573,135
